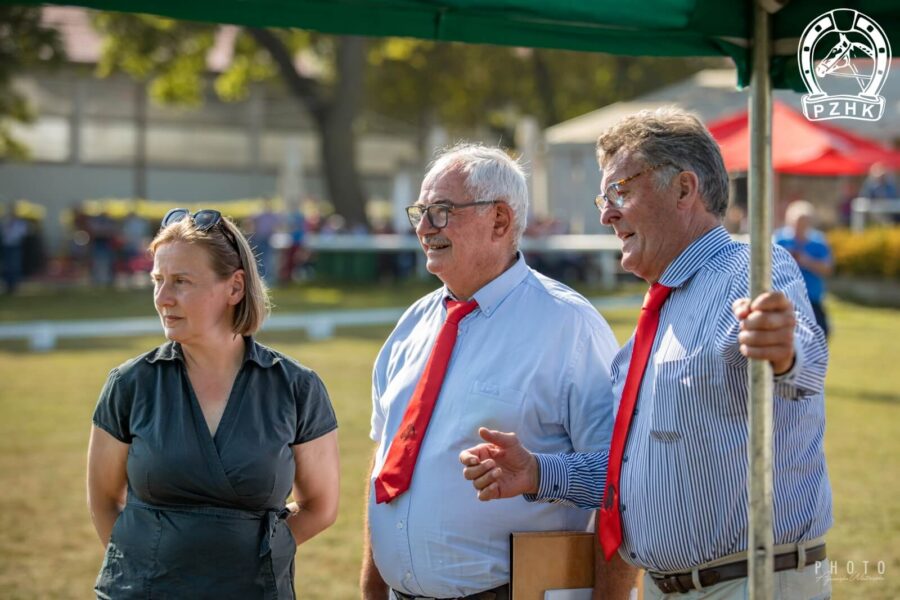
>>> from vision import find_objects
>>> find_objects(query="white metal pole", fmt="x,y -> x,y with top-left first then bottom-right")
748,1 -> 775,598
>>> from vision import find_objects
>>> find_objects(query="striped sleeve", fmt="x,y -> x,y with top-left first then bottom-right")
526,451 -> 609,510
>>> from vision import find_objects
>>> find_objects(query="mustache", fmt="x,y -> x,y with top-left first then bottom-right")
423,236 -> 450,246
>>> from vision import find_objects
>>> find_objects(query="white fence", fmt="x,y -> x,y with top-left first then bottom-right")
306,233 -> 624,287
850,197 -> 900,231
0,297 -> 642,352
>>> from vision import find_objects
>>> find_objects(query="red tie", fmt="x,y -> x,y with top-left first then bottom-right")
598,282 -> 672,559
374,299 -> 479,504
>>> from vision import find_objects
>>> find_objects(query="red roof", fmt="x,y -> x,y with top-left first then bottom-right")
708,101 -> 900,175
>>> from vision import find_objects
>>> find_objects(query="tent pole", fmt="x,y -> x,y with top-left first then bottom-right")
748,1 -> 774,598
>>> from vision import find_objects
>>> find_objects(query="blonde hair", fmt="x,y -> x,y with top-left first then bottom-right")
149,214 -> 270,335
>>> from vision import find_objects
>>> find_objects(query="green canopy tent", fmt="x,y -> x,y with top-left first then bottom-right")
8,1 -> 898,596
9,1 -> 900,88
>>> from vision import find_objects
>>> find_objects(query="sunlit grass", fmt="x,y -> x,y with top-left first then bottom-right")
0,297 -> 896,598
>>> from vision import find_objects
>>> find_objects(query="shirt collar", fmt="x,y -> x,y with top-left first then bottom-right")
443,252 -> 529,318
658,225 -> 732,288
145,336 -> 281,368
145,340 -> 183,364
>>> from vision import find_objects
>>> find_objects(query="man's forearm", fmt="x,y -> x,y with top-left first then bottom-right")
593,529 -> 640,600
361,542 -> 389,600
361,451 -> 389,600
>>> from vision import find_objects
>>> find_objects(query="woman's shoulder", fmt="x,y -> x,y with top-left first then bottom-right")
108,341 -> 181,384
246,339 -> 319,381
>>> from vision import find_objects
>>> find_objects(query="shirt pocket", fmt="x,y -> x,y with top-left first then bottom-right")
650,353 -> 727,439
458,380 -> 526,442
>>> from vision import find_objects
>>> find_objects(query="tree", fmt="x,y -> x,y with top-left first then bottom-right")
91,13 -> 717,223
0,6 -> 64,159
92,14 -> 369,226
367,39 -> 720,138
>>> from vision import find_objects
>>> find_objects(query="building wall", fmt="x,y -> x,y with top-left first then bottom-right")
546,143 -> 607,235
5,71 -> 416,252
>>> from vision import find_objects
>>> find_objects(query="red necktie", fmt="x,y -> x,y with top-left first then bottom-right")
598,282 -> 672,559
374,299 -> 479,504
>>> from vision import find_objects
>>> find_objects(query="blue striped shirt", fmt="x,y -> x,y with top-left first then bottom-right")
534,226 -> 832,572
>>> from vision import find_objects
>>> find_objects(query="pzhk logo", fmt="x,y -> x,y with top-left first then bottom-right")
798,9 -> 891,122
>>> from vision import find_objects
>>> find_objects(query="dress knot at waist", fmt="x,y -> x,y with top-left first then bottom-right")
126,498 -> 291,557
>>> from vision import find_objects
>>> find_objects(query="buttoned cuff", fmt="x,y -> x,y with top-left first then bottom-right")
523,453 -> 570,503
773,340 -> 817,398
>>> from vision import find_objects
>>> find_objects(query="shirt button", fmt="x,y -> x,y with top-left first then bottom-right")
630,552 -> 637,559
621,504 -> 626,512
397,521 -> 404,529
404,571 -> 411,580
623,455 -> 629,462
633,408 -> 639,416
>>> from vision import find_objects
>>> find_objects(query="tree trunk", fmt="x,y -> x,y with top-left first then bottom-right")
249,29 -> 369,227
316,36 -> 368,228
530,50 -> 559,126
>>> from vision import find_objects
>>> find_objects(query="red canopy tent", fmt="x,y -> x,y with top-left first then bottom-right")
708,101 -> 900,175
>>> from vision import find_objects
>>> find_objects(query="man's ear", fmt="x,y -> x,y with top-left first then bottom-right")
676,171 -> 701,209
492,201 -> 514,240
228,270 -> 246,305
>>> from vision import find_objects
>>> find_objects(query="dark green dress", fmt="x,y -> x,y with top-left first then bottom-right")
92,338 -> 337,599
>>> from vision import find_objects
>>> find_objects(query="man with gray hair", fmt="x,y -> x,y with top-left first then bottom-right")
361,143 -> 622,599
461,109 -> 832,599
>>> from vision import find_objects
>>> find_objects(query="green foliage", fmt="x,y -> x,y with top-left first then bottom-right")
0,6 -> 65,159
93,13 -> 217,105
213,29 -> 279,101
92,16 -> 306,106
828,226 -> 900,279
365,40 -> 720,134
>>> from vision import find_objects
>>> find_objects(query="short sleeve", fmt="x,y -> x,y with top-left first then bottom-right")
293,371 -> 338,445
92,368 -> 133,443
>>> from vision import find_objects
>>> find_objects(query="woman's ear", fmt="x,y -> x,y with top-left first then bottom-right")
228,270 -> 246,305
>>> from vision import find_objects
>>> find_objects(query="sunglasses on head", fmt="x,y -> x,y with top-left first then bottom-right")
161,208 -> 240,253
161,208 -> 224,231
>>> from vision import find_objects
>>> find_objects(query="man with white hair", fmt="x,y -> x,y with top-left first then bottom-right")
775,200 -> 833,337
361,144 -> 622,600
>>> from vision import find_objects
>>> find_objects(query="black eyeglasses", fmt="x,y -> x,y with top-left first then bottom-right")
161,208 -> 240,252
594,163 -> 676,211
405,200 -> 496,230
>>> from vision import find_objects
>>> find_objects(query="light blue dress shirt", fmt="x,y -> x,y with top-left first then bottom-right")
535,226 -> 832,573
369,253 -> 619,597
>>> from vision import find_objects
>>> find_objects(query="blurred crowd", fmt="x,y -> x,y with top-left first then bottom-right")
1,162 -> 898,295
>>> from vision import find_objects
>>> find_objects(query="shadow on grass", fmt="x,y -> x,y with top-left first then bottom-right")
827,386 -> 900,405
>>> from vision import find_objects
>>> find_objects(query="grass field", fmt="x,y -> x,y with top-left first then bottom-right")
0,295 -> 897,599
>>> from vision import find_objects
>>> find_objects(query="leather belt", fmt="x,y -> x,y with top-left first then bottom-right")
391,584 -> 509,600
649,544 -> 826,594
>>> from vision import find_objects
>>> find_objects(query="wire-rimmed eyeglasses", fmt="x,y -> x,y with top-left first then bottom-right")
405,200 -> 496,230
594,163 -> 676,211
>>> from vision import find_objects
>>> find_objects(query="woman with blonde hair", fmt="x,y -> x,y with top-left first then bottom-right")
87,208 -> 339,599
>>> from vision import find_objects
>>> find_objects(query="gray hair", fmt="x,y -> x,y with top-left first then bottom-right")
596,107 -> 730,217
426,143 -> 529,246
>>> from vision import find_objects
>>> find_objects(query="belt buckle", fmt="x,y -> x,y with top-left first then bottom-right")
650,572 -> 691,595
